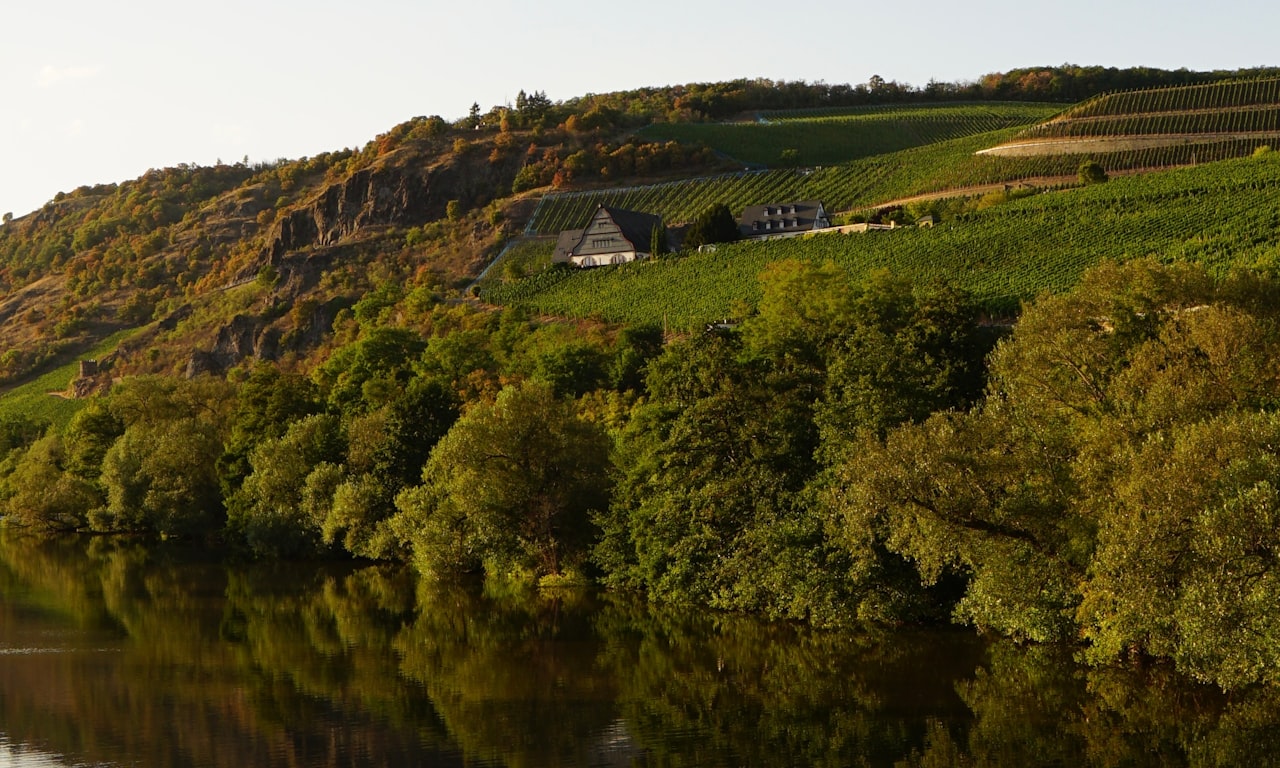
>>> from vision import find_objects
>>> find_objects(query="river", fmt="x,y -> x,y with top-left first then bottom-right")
1,530 -> 1277,767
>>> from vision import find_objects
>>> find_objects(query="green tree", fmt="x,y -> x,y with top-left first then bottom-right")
219,363 -> 321,492
681,203 -> 740,250
650,220 -> 669,256
226,413 -> 344,556
609,323 -> 664,393
1078,411 -> 1280,688
1078,159 -> 1108,184
318,378 -> 459,561
833,407 -> 1082,642
63,400 -> 125,481
393,380 -> 612,581
95,418 -> 224,538
597,328 -> 870,624
0,414 -> 49,457
313,326 -> 427,415
1,434 -> 99,532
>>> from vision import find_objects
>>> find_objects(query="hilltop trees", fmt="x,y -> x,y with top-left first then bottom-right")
514,89 -> 553,128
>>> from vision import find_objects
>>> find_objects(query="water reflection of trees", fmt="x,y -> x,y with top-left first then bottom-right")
5,532 -> 1280,767
0,532 -> 463,767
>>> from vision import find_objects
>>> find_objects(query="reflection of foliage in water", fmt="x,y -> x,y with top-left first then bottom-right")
900,640 -> 1280,768
6,532 -> 1280,767
394,580 -> 620,768
592,596 -> 981,767
0,531 -> 461,767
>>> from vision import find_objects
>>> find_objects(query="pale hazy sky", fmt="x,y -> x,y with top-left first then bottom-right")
3,0 -> 1277,219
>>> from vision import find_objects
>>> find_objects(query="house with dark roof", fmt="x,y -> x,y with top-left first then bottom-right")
739,200 -> 830,240
553,205 -> 668,268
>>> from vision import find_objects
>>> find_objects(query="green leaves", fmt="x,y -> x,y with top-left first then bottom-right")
394,381 -> 612,581
832,258 -> 1280,686
1080,412 -> 1280,687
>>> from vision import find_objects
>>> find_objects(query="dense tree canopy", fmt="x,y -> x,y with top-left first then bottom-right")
393,380 -> 612,580
5,256 -> 1280,690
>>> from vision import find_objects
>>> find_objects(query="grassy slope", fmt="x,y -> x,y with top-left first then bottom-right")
0,329 -> 137,428
486,153 -> 1280,329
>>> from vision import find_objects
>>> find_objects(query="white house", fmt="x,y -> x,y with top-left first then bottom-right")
553,205 -> 668,268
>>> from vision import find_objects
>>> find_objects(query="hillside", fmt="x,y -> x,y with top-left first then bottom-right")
6,69 -> 1280,690
0,67 -> 1277,405
0,115 -> 725,397
484,152 -> 1280,326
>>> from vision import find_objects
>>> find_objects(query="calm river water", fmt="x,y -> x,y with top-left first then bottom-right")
1,531 -> 1277,767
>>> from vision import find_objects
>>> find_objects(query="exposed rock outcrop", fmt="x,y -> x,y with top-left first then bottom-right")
269,164 -> 430,259
266,148 -> 522,263
182,142 -> 522,377
185,315 -> 281,377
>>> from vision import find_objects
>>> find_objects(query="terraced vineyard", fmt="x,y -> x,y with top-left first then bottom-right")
525,129 -> 1046,234
528,82 -> 1280,236
489,154 -> 1280,329
1059,77 -> 1280,121
637,102 -> 1061,166
526,129 -> 1272,235
988,77 -> 1280,155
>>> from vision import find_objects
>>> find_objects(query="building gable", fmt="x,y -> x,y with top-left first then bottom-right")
565,205 -> 665,267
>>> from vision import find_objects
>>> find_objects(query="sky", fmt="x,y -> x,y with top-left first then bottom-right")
3,0 -> 1279,219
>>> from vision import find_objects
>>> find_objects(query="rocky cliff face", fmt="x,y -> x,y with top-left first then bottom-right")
268,164 -> 428,259
179,145 -> 523,378
266,147 -> 521,261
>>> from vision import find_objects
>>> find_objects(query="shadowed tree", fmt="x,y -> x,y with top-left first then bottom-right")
682,203 -> 740,250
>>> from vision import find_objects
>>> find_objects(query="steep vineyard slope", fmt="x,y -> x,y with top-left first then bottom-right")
981,77 -> 1280,162
486,153 -> 1280,328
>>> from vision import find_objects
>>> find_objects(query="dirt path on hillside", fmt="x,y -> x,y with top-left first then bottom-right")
979,131 -> 1280,157
862,175 -> 1078,210
862,166 -> 1167,211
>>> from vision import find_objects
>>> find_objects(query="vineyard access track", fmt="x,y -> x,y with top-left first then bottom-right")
980,132 -> 1280,157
